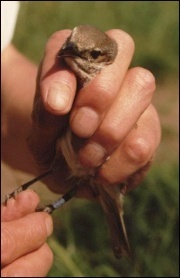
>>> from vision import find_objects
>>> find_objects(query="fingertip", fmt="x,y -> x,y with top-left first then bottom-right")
45,82 -> 74,114
25,212 -> 53,238
106,29 -> 135,54
45,214 -> 53,237
18,189 -> 40,206
45,29 -> 72,54
40,29 -> 77,115
70,106 -> 99,137
1,212 -> 53,268
2,190 -> 40,222
41,70 -> 77,115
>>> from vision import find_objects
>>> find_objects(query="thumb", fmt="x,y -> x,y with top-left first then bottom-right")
1,190 -> 40,222
28,30 -> 77,168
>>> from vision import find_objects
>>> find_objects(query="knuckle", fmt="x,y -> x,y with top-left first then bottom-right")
99,123 -> 121,147
124,137 -> 152,165
98,169 -> 117,185
94,84 -> 116,107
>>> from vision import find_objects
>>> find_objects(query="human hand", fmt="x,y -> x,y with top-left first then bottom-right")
28,28 -> 161,197
1,190 -> 53,277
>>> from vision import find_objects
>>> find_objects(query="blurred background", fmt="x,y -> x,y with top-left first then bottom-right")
12,1 -> 178,277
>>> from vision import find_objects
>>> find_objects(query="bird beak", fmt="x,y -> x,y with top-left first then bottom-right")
57,42 -> 78,58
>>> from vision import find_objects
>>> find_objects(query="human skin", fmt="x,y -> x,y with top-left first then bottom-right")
1,46 -> 53,277
28,29 -> 161,195
1,190 -> 53,277
1,28 -> 161,275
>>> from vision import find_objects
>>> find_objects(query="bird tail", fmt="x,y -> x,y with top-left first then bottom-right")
98,185 -> 131,258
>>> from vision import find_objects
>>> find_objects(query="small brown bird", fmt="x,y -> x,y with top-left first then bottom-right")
56,25 -> 131,258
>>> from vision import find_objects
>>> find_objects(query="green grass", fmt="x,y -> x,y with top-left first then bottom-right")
12,1 -> 179,277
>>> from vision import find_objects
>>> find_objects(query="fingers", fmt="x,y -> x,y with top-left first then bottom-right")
40,30 -> 77,115
28,30 -> 77,168
97,104 -> 161,186
29,28 -> 136,169
1,212 -> 53,267
79,67 -> 156,167
41,29 -> 134,118
70,29 -> 135,138
29,27 -> 159,195
1,190 -> 40,222
1,192 -> 53,276
1,243 -> 53,277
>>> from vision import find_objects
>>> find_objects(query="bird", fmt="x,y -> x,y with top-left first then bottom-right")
55,25 -> 131,258
58,25 -> 118,86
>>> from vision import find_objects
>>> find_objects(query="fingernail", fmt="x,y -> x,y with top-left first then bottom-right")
47,83 -> 71,112
45,215 -> 53,236
79,142 -> 107,167
71,107 -> 99,138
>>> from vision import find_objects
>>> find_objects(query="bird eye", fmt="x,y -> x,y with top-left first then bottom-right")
90,50 -> 102,59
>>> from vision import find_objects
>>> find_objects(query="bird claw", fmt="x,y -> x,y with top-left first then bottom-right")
4,169 -> 78,213
5,186 -> 24,205
36,204 -> 55,214
4,169 -> 53,206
